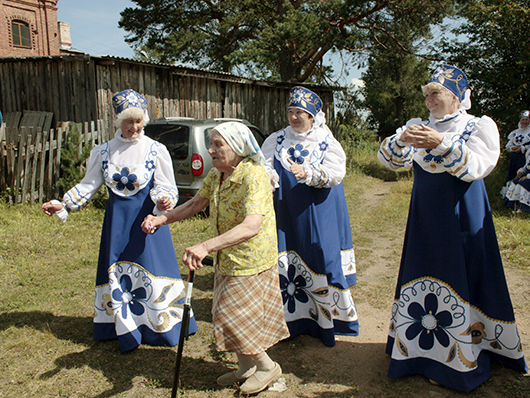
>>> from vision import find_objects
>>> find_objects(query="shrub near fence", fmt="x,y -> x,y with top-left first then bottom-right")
0,120 -> 109,204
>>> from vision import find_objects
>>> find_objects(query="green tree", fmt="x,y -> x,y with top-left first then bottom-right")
120,0 -> 458,83
439,0 -> 530,134
362,51 -> 430,138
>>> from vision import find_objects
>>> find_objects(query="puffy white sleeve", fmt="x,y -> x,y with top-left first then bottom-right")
301,136 -> 346,188
261,133 -> 280,188
505,130 -> 516,151
427,116 -> 500,182
150,144 -> 179,215
377,119 -> 421,170
62,145 -> 105,216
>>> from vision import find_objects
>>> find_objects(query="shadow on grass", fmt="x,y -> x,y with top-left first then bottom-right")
0,304 -> 219,397
2,311 -> 529,397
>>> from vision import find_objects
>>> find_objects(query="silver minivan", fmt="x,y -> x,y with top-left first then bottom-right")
144,117 -> 266,203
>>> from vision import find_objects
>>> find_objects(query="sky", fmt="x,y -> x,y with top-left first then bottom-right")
56,0 -> 364,87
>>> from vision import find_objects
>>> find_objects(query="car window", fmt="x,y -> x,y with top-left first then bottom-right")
204,128 -> 213,149
144,124 -> 190,160
249,127 -> 265,147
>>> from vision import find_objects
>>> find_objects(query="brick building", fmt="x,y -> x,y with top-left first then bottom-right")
1,0 -> 75,56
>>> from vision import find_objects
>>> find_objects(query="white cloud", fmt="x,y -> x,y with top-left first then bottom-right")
350,78 -> 365,88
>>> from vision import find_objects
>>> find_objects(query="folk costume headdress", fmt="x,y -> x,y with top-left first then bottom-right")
112,89 -> 150,124
428,64 -> 471,110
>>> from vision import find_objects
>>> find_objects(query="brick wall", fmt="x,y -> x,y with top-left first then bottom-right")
0,0 -> 60,56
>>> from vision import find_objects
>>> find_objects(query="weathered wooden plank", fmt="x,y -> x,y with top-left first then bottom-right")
21,129 -> 31,202
14,128 -> 26,202
30,130 -> 41,205
39,129 -> 49,203
55,127 -> 63,198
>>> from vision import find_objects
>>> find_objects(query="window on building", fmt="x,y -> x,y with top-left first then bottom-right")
12,20 -> 31,48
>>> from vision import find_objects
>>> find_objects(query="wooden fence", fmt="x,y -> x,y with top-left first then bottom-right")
1,120 -> 109,204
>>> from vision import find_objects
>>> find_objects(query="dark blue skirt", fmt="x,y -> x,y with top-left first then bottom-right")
93,179 -> 197,352
274,157 -> 359,347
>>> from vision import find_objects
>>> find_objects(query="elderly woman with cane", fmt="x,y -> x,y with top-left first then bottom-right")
142,121 -> 289,395
378,64 -> 527,391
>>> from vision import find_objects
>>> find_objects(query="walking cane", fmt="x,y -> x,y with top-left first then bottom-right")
171,256 -> 214,398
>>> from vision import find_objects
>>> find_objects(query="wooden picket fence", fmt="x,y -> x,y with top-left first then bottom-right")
0,120 -> 109,204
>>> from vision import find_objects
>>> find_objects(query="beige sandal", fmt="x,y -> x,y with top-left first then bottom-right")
239,362 -> 282,394
217,367 -> 256,386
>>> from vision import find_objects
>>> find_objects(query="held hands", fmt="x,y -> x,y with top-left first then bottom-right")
182,243 -> 209,271
141,214 -> 166,234
42,201 -> 64,216
401,124 -> 443,149
157,196 -> 172,211
511,146 -> 522,153
287,158 -> 307,180
516,171 -> 528,181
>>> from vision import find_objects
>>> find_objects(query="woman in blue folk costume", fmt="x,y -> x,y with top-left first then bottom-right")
378,64 -> 527,391
42,89 -> 197,352
261,86 -> 359,347
500,110 -> 530,198
503,148 -> 530,212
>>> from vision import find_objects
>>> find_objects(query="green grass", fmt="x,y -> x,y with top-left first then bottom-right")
1,141 -> 529,397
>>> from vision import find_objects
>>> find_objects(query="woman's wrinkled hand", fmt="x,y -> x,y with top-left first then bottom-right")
182,244 -> 209,271
511,146 -> 522,153
42,201 -> 64,216
287,158 -> 307,180
157,196 -> 172,211
141,214 -> 165,234
401,124 -> 443,149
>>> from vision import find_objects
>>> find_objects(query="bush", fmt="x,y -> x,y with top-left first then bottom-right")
340,123 -> 412,181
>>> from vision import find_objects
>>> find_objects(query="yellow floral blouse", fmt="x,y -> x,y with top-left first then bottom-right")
198,158 -> 278,276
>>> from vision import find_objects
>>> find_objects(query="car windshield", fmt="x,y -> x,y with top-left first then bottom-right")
144,124 -> 190,160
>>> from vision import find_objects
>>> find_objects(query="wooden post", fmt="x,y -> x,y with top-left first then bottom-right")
39,130 -> 49,203
30,130 -> 41,205
21,127 -> 33,203
46,129 -> 54,200
55,128 -> 63,198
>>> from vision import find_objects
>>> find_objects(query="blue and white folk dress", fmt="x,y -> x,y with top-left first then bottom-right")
378,110 -> 527,392
503,150 -> 530,212
262,125 -> 359,347
501,123 -> 530,197
60,129 -> 197,352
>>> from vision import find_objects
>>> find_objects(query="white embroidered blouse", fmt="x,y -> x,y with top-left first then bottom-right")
55,129 -> 178,221
506,123 -> 530,153
262,125 -> 346,189
378,110 -> 500,182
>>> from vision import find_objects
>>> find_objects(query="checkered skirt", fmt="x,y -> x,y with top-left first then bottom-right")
212,265 -> 290,355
